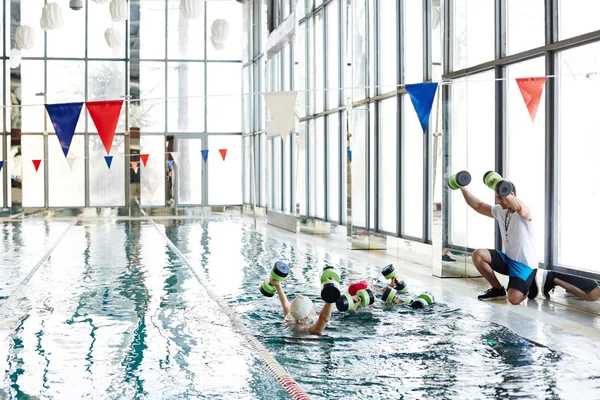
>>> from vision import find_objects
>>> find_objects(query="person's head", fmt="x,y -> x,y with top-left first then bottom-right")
289,295 -> 316,323
496,181 -> 516,210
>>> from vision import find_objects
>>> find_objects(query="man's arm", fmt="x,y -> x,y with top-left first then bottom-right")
308,303 -> 334,334
270,279 -> 290,316
503,194 -> 532,221
460,187 -> 493,218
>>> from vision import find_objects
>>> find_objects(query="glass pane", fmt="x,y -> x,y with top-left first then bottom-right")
140,0 -> 166,59
88,61 -> 127,133
48,136 -> 84,207
167,62 -> 204,132
404,0 -> 423,84
327,0 -> 339,109
369,105 -> 375,229
283,135 -> 291,212
21,135 -> 44,207
557,44 -> 600,272
507,0 -> 544,55
273,138 -> 281,210
351,108 -> 367,227
452,0 -> 495,71
18,0 -> 44,58
89,135 -> 125,206
314,12 -> 324,113
298,124 -> 306,215
380,98 -> 397,234
140,62 -> 166,133
559,0 -> 600,40
259,133 -> 267,207
315,118 -> 325,219
140,135 -> 165,206
368,0 -> 375,97
176,138 -> 203,205
0,137 -> 3,207
207,63 -> 242,132
307,120 -> 315,215
283,43 -> 291,91
507,58 -> 545,264
307,18 -> 314,115
380,0 -> 397,91
243,137 -> 251,204
450,71 -> 496,249
46,1 -> 85,58
242,66 -> 252,134
352,0 -> 367,101
296,22 -> 307,117
20,60 -> 45,133
328,114 -> 340,222
402,97 -> 424,238
47,61 -> 85,133
206,1 -> 243,60
88,0 -> 126,59
167,0 -> 204,60
267,139 -> 273,207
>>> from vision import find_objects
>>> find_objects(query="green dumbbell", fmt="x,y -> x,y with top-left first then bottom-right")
410,298 -> 428,309
259,261 -> 290,297
321,266 -> 341,303
381,264 -> 407,293
483,171 -> 513,198
336,293 -> 356,312
448,171 -> 471,190
357,289 -> 375,307
418,292 -> 435,305
381,286 -> 398,303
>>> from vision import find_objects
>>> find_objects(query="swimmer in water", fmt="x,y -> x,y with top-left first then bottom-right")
269,277 -> 334,334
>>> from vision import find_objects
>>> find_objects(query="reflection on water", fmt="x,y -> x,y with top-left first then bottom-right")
0,219 -> 599,399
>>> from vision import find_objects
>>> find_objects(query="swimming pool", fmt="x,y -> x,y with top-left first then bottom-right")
1,217 -> 599,399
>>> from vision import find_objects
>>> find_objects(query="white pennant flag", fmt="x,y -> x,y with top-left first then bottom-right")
263,91 -> 298,138
170,151 -> 180,165
66,157 -> 77,171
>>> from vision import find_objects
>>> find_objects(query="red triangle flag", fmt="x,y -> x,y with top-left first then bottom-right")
515,77 -> 546,123
86,100 -> 124,154
32,159 -> 42,172
140,154 -> 149,167
219,149 -> 227,161
130,161 -> 139,174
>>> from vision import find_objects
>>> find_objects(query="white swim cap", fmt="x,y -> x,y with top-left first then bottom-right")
289,295 -> 314,321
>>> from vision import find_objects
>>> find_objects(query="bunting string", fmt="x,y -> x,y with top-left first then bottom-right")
2,70 -> 599,110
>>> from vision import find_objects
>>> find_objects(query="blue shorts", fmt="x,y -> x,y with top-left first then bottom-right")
489,250 -> 536,295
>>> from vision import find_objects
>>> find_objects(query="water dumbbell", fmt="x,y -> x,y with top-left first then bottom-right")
410,293 -> 435,309
381,286 -> 397,303
483,171 -> 513,198
448,171 -> 471,190
259,261 -> 290,297
336,293 -> 356,312
418,292 -> 435,305
381,264 -> 407,293
321,266 -> 341,303
356,289 -> 376,307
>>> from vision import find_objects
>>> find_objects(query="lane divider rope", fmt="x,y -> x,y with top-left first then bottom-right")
0,215 -> 80,316
136,202 -> 310,400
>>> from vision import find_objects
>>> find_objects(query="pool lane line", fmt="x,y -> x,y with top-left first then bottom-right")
0,215 -> 80,316
136,203 -> 311,400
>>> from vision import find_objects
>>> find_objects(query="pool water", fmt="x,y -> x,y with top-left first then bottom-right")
0,218 -> 599,399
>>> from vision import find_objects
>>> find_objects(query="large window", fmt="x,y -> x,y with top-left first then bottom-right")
452,0 -> 495,71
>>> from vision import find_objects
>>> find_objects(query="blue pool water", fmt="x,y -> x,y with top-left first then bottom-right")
0,218 -> 599,399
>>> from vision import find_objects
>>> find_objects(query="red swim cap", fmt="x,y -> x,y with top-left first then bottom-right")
348,280 -> 369,296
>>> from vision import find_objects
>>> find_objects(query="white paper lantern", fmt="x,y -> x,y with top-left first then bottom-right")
210,19 -> 229,51
91,0 -> 110,4
181,0 -> 201,20
40,3 -> 64,31
104,27 -> 122,49
109,0 -> 127,23
15,25 -> 35,50
10,49 -> 21,69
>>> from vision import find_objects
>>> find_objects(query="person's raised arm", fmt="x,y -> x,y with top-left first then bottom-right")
460,187 -> 493,218
270,279 -> 290,316
308,303 -> 334,335
503,194 -> 532,221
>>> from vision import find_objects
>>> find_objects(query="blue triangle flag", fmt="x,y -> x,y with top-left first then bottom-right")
201,149 -> 209,163
45,102 -> 84,157
104,155 -> 113,168
405,82 -> 439,133
0,161 -> 3,171
168,160 -> 174,170
347,149 -> 352,163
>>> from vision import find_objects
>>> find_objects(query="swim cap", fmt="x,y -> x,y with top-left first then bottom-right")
348,280 -> 369,296
290,295 -> 314,321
